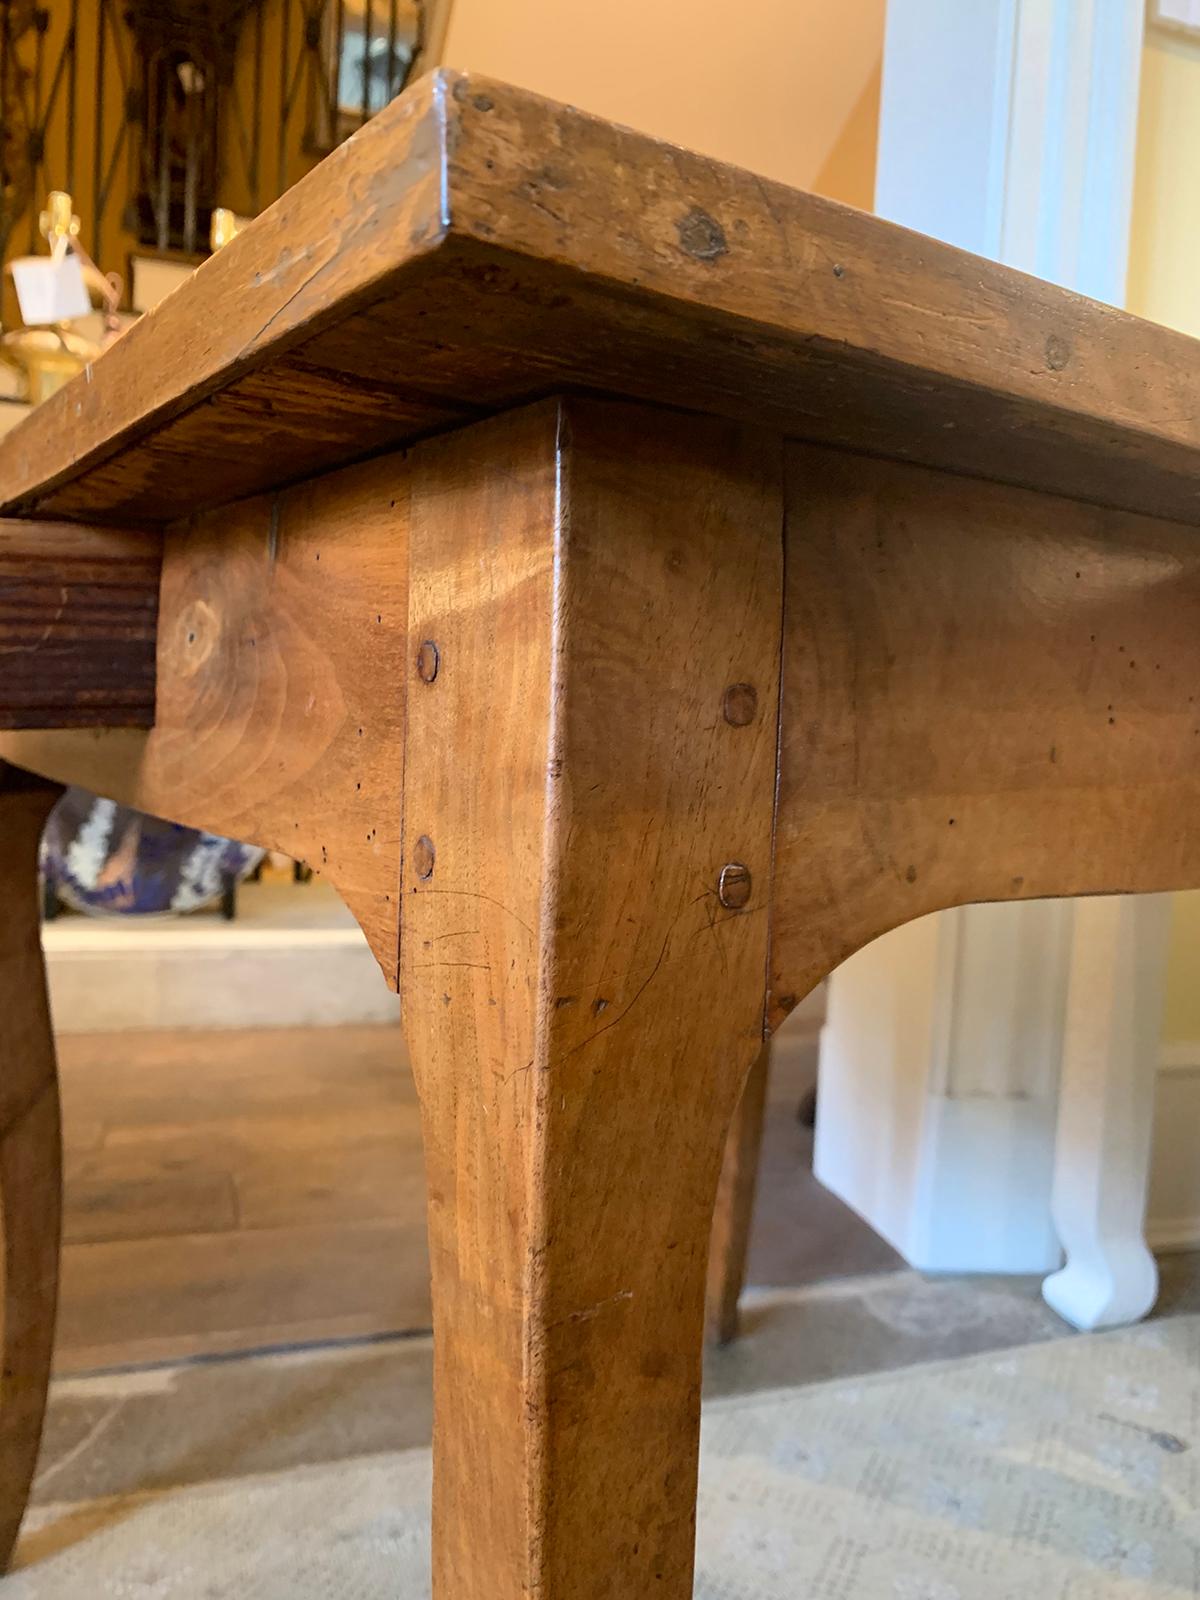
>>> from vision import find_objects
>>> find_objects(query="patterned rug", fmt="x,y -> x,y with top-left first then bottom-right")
10,1314 -> 1200,1597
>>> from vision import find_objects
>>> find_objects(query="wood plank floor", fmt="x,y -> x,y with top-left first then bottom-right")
54,1022 -> 897,1373
56,1026 -> 430,1373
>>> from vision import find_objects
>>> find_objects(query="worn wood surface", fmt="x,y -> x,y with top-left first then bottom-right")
770,443 -> 1200,1027
6,73 -> 1200,524
3,55 -> 1200,1587
0,767 -> 63,1568
0,521 -> 159,729
9,387 -> 1200,1583
399,398 -> 782,1598
706,1043 -> 771,1345
0,454 -> 410,981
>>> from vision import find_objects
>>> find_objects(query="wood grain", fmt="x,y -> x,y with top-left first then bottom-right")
399,398 -> 782,1598
770,442 -> 1200,1026
0,766 -> 63,1568
6,73 -> 1200,524
0,454 -> 411,981
0,520 -> 159,729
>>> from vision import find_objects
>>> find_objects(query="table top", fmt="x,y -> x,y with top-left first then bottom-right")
4,68 -> 1200,528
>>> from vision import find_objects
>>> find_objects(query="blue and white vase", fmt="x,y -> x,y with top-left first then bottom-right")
40,788 -> 264,918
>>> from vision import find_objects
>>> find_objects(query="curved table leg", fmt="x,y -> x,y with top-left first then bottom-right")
0,767 -> 62,1568
706,1042 -> 771,1344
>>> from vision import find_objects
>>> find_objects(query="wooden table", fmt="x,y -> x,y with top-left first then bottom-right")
2,69 -> 1200,1597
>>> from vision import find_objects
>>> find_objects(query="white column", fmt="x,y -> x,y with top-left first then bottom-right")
876,0 -> 1142,299
818,0 -> 1161,1316
816,902 -> 1072,1273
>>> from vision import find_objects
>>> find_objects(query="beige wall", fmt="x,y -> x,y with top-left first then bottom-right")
441,0 -> 885,209
1165,896 -> 1200,1043
1126,31 -> 1200,1045
1128,33 -> 1200,338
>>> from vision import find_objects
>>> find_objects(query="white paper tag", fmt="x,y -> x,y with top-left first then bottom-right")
10,250 -> 91,326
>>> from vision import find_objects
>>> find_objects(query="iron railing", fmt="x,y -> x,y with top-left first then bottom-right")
0,0 -> 426,310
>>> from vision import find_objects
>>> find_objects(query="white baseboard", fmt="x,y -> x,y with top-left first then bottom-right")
1146,1218 -> 1200,1254
44,924 -> 399,1033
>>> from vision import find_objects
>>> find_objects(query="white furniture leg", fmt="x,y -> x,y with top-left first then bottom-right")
822,0 -> 1150,1284
1042,895 -> 1171,1331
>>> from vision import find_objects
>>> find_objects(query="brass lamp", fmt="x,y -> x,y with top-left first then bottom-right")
1,191 -> 125,406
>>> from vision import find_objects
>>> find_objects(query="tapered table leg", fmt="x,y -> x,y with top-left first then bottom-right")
398,398 -> 784,1597
0,766 -> 62,1568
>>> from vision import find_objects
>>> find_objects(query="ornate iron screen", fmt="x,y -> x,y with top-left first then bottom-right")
1,0 -> 428,306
